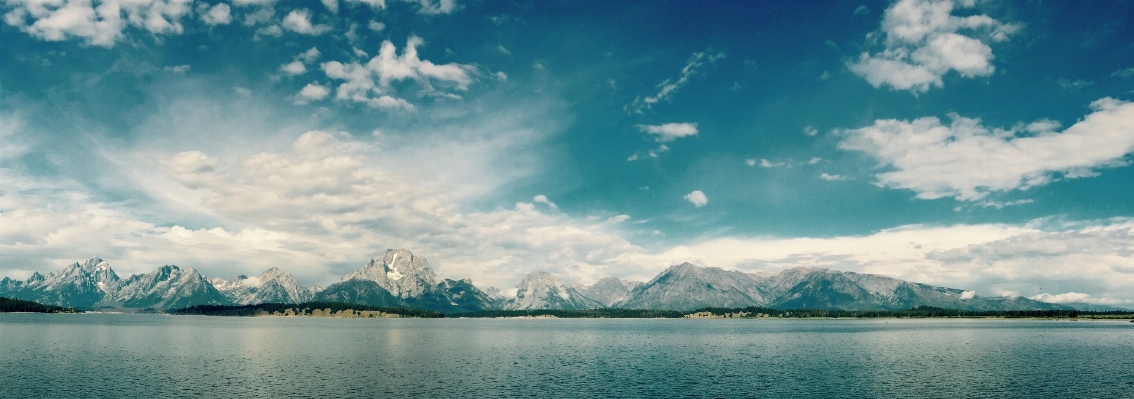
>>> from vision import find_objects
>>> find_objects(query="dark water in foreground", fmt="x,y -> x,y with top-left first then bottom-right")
1,315 -> 1132,398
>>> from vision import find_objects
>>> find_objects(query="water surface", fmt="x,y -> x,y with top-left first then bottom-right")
2,314 -> 1132,398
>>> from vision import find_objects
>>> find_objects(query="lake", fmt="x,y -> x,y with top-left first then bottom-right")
1,314 -> 1132,398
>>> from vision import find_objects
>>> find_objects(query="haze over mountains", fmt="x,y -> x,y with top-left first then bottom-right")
1,249 -> 1110,312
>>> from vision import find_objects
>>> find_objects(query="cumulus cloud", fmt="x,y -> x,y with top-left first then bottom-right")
819,173 -> 850,181
803,126 -> 819,136
199,3 -> 232,25
253,24 -> 282,40
847,0 -> 1019,93
281,9 -> 330,35
684,190 -> 708,207
297,47 -> 321,63
837,98 -> 1134,201
294,82 -> 330,104
4,0 -> 194,47
368,20 -> 384,31
279,61 -> 306,75
320,36 -> 474,110
625,50 -> 725,113
959,290 -> 975,299
635,123 -> 698,142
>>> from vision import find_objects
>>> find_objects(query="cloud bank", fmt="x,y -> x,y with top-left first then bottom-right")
837,98 -> 1134,200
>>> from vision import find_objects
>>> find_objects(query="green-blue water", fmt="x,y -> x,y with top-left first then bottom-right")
2,314 -> 1132,398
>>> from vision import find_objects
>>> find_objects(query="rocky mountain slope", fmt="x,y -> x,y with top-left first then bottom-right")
104,265 -> 229,309
321,249 -> 495,313
502,272 -> 601,310
0,257 -> 120,308
621,263 -> 770,310
578,277 -> 642,307
622,264 -> 1070,311
211,267 -> 316,305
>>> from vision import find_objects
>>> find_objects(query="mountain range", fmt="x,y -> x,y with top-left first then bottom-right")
1,249 -> 1113,313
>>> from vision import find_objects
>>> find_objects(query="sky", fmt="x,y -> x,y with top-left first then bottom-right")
1,0 -> 1133,305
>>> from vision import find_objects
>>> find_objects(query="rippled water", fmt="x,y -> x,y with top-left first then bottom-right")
2,314 -> 1132,398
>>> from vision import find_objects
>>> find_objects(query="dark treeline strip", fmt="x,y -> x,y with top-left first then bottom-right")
454,309 -> 685,318
0,297 -> 77,313
690,305 -> 1134,318
169,303 -> 1133,319
171,301 -> 444,318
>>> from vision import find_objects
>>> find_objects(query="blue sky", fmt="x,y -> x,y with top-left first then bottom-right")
2,0 -> 1133,305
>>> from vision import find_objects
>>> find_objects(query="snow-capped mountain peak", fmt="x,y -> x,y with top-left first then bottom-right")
503,271 -> 600,310
342,249 -> 437,298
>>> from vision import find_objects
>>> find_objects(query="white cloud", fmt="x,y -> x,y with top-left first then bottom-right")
232,0 -> 277,6
163,64 -> 190,73
298,47 -> 321,63
759,159 -> 783,168
1112,67 -> 1134,78
496,44 -> 510,55
279,61 -> 306,75
625,50 -> 724,113
322,0 -> 339,13
494,71 -> 507,81
635,122 -> 698,142
684,190 -> 708,207
853,5 -> 869,16
320,36 -> 474,110
281,9 -> 330,35
253,24 -> 282,40
533,195 -> 557,209
346,0 -> 387,10
345,0 -> 457,14
745,159 -> 757,167
803,125 -> 819,136
847,0 -> 1019,93
627,144 -> 669,161
199,3 -> 232,26
368,20 -> 385,31
4,0 -> 194,47
837,98 -> 1134,201
959,290 -> 975,299
294,82 -> 331,104
819,173 -> 850,181
1055,78 -> 1093,90
978,199 -> 1033,209
1029,292 -> 1131,305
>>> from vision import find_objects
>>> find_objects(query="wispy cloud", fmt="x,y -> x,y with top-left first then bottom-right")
625,50 -> 725,114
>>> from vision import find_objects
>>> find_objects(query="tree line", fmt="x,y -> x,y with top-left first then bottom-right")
171,301 -> 444,318
0,297 -> 77,313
